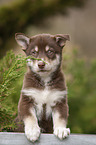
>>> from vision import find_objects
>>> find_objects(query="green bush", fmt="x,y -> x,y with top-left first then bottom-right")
63,49 -> 96,134
0,51 -> 26,131
0,49 -> 96,134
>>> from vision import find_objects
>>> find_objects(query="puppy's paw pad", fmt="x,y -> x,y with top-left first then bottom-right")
25,126 -> 40,142
54,127 -> 70,140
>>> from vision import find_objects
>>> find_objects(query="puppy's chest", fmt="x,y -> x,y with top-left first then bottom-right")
22,86 -> 67,120
34,88 -> 56,120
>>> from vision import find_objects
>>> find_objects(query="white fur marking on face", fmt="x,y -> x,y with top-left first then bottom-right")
24,108 -> 40,142
36,54 -> 60,78
22,89 -> 67,120
45,45 -> 50,51
26,54 -> 60,78
35,46 -> 38,52
27,59 -> 33,67
52,111 -> 70,139
45,54 -> 60,74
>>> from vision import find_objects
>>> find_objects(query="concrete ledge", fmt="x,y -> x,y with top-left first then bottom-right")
0,132 -> 96,145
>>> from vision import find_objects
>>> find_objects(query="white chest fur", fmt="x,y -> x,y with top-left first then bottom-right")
22,88 -> 67,120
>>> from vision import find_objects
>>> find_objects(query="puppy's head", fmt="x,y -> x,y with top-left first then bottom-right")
15,33 -> 70,76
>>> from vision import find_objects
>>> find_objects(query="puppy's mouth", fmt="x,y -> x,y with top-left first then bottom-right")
38,69 -> 51,73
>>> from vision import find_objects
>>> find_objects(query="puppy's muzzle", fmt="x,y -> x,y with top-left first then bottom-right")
38,61 -> 45,69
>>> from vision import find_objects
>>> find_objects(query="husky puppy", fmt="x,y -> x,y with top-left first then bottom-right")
15,33 -> 70,142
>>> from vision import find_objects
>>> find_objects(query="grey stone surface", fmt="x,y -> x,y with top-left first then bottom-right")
0,133 -> 96,145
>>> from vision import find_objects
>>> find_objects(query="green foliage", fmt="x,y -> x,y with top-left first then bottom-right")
63,49 -> 96,134
0,51 -> 26,99
0,50 -> 27,131
0,49 -> 96,134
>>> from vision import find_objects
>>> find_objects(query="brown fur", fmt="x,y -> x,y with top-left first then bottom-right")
15,33 -> 69,133
17,69 -> 68,132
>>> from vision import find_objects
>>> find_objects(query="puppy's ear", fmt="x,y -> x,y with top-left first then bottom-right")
54,34 -> 70,48
15,33 -> 30,51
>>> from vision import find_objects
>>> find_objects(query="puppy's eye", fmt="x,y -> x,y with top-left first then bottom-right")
47,50 -> 54,55
32,51 -> 37,54
31,49 -> 38,57
46,49 -> 55,59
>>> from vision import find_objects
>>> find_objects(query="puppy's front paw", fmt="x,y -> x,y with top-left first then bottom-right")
54,127 -> 70,140
25,126 -> 40,142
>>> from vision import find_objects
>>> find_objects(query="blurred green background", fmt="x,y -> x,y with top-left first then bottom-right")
0,0 -> 96,134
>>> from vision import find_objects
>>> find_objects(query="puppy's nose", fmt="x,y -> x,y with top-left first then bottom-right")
38,61 -> 45,69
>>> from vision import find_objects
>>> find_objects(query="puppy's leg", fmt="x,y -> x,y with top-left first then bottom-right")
24,108 -> 40,142
18,95 -> 40,142
52,101 -> 70,140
